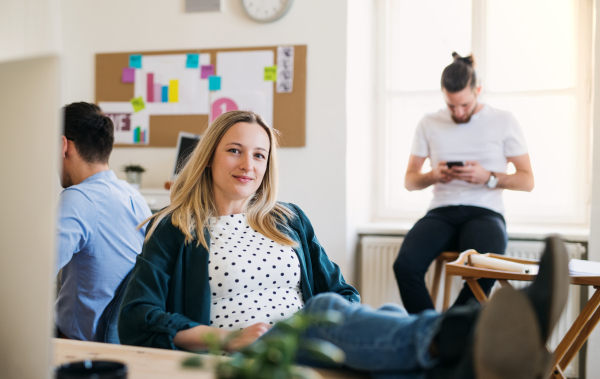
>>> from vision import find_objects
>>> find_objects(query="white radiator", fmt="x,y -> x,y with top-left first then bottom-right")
359,236 -> 586,378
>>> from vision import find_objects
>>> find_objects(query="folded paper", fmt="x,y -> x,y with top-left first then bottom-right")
469,254 -> 539,275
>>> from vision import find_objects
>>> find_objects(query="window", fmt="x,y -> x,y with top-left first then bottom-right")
376,0 -> 592,227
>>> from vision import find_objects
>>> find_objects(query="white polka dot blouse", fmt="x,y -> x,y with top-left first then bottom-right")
208,213 -> 304,331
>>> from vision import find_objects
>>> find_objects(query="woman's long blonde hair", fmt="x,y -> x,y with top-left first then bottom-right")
141,111 -> 296,249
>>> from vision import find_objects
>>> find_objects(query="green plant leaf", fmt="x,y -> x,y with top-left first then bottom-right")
204,332 -> 225,355
187,309 -> 346,378
121,164 -> 146,173
180,355 -> 203,368
304,310 -> 344,326
243,339 -> 267,355
299,338 -> 345,364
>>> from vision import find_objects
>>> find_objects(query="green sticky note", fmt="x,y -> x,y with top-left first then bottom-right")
130,96 -> 145,112
264,65 -> 277,81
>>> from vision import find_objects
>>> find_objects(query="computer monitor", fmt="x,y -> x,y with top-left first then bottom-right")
0,55 -> 61,379
173,131 -> 201,178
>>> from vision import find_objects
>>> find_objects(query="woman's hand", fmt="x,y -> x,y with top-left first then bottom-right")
173,322 -> 271,352
225,322 -> 272,352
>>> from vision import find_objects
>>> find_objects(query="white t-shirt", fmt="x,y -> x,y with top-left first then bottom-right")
410,104 -> 528,215
208,213 -> 304,331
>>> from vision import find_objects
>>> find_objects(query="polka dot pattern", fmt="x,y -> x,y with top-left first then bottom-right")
208,213 -> 304,331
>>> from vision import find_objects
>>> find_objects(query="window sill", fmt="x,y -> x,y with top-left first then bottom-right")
357,223 -> 589,243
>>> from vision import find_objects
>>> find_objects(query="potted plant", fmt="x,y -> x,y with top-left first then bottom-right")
181,310 -> 345,379
122,164 -> 146,190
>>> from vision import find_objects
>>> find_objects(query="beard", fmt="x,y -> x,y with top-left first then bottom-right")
451,102 -> 478,124
61,168 -> 73,188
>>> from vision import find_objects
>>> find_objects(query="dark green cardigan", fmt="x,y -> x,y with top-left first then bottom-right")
118,203 -> 359,350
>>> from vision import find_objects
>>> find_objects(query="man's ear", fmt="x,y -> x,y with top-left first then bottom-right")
476,86 -> 482,96
61,136 -> 68,158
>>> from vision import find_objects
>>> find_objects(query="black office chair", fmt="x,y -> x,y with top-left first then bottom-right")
100,270 -> 133,344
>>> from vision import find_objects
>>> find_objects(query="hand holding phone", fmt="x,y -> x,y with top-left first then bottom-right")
446,161 -> 464,168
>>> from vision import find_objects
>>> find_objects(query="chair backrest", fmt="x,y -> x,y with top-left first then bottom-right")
101,270 -> 134,344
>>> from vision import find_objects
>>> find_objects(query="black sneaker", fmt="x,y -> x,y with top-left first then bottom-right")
427,235 -> 569,379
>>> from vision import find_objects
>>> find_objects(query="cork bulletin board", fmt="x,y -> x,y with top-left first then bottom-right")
95,45 -> 306,147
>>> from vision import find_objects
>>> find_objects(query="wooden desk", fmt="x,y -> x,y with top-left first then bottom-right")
53,339 -> 369,379
445,250 -> 600,379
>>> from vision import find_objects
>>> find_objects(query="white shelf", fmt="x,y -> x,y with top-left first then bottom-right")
139,188 -> 170,211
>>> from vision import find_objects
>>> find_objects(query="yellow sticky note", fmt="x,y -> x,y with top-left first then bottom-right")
130,96 -> 145,113
264,65 -> 277,81
169,79 -> 179,102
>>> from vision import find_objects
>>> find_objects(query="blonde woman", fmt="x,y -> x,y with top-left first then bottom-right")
118,111 -> 359,351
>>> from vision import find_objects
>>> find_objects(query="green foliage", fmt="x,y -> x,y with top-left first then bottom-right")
215,310 -> 345,379
121,164 -> 146,173
181,355 -> 203,368
180,310 -> 345,379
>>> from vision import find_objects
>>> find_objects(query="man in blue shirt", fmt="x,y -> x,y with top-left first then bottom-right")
55,102 -> 152,341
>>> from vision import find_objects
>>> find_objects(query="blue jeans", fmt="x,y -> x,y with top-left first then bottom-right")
394,205 -> 507,314
285,293 -> 442,379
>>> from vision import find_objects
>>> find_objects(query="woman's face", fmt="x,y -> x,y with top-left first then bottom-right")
210,122 -> 270,213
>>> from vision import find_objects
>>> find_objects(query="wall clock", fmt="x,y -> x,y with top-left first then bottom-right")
241,0 -> 294,23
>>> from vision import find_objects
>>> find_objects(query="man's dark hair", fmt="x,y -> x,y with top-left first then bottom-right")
63,102 -> 114,164
441,52 -> 477,93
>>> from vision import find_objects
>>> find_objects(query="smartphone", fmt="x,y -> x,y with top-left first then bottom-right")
446,161 -> 464,168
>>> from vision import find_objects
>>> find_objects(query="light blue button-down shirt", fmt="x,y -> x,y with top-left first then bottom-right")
55,170 -> 152,341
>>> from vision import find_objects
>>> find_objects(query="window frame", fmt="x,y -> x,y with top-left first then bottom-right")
374,0 -> 593,228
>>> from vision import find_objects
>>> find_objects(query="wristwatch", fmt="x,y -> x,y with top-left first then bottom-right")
486,172 -> 498,189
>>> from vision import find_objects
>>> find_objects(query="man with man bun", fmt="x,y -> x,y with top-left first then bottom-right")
55,102 -> 151,341
394,53 -> 535,314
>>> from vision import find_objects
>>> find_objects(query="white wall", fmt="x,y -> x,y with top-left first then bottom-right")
586,0 -> 600,373
0,0 -> 65,205
0,0 -> 62,62
346,0 -> 376,285
60,0 -> 354,280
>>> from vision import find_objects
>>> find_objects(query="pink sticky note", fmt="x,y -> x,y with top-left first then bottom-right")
122,67 -> 135,83
154,84 -> 161,103
201,65 -> 214,79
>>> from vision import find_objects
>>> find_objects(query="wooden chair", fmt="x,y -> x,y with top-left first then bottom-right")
428,251 -> 460,310
445,250 -> 600,379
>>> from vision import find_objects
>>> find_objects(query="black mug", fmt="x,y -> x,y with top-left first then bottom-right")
55,360 -> 127,379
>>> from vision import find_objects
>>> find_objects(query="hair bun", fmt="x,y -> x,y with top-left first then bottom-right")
452,52 -> 475,67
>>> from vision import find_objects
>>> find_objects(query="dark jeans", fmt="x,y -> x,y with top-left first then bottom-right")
393,205 -> 507,314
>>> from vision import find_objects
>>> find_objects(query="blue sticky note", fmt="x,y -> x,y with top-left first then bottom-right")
162,86 -> 168,102
208,76 -> 221,91
186,54 -> 199,68
129,54 -> 142,69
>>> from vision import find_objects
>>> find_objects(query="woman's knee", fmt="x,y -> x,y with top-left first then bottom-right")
377,303 -> 408,316
304,293 -> 347,314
